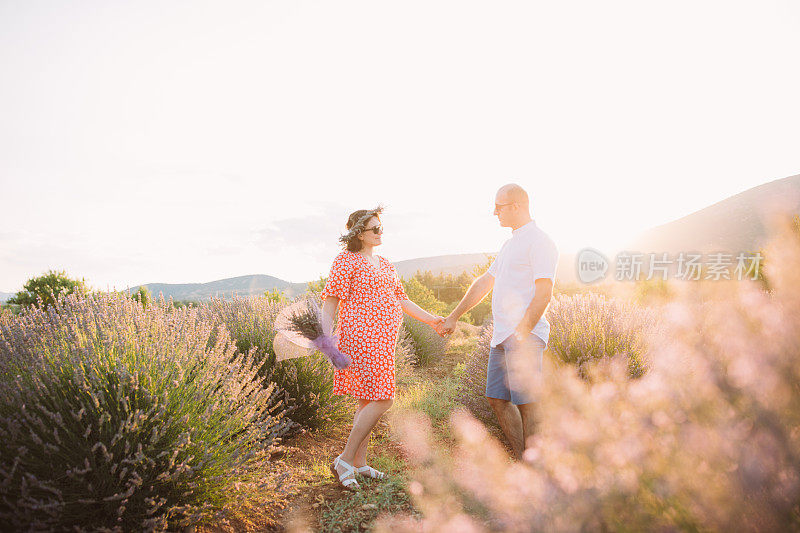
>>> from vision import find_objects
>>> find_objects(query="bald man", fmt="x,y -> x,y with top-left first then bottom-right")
441,184 -> 559,459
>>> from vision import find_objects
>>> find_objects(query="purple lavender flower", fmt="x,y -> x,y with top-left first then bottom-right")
277,298 -> 351,369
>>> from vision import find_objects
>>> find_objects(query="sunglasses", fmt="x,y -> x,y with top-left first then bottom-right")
362,225 -> 383,235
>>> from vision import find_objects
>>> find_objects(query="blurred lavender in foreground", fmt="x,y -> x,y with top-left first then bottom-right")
379,214 -> 800,532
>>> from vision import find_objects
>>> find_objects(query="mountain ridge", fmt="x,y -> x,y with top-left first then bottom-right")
125,274 -> 308,302
627,173 -> 800,254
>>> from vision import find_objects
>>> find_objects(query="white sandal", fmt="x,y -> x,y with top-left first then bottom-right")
356,465 -> 387,480
331,455 -> 360,490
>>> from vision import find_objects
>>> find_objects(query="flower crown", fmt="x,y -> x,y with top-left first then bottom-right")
339,205 -> 384,245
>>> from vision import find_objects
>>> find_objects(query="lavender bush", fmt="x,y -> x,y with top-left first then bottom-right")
402,316 -> 449,367
547,292 -> 656,380
0,292 -> 288,531
200,295 -> 351,432
380,215 -> 800,532
394,323 -> 418,388
454,325 -> 496,427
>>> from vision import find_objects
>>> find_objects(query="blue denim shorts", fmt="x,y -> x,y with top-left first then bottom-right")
486,333 -> 546,405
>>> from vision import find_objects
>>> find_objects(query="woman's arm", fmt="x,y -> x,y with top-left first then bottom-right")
321,296 -> 339,336
400,299 -> 442,326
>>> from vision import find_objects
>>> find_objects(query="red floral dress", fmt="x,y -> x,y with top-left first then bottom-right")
320,251 -> 409,401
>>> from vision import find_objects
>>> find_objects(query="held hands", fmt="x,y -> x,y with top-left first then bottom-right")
431,314 -> 457,337
429,315 -> 446,337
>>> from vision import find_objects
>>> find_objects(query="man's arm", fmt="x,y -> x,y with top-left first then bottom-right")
441,273 -> 495,334
513,278 -> 554,340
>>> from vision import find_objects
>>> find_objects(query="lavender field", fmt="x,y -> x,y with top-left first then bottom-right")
1,219 -> 799,532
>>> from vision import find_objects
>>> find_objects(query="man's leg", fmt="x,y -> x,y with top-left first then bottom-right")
487,396 -> 524,459
505,334 -> 546,456
517,402 -> 538,452
486,341 -> 525,458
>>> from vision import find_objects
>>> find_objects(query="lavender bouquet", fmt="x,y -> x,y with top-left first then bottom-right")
275,298 -> 351,369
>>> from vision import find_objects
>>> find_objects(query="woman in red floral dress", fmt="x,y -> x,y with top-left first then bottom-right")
321,207 -> 445,490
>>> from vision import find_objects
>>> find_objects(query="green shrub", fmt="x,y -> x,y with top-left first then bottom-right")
130,286 -> 152,307
411,270 -> 474,305
0,291 -> 288,531
0,303 -> 14,318
264,287 -> 286,304
306,277 -> 327,293
467,298 -> 492,327
7,269 -> 89,311
401,278 -> 447,316
272,351 -> 349,430
408,260 -> 495,326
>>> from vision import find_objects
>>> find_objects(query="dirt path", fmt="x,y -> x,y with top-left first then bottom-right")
274,340 -> 474,532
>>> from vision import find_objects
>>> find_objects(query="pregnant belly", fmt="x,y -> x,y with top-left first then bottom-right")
339,303 -> 402,332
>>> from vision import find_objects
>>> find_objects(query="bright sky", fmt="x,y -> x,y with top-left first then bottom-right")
1,1 -> 799,293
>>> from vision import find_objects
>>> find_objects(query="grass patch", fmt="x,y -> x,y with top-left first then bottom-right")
318,477 -> 415,533
309,456 -> 337,480
394,363 -> 464,424
364,448 -> 407,476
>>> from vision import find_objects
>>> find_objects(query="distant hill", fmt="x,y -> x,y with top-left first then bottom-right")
394,251 -> 579,285
125,274 -> 308,302
628,173 -> 800,254
394,253 -> 495,279
0,291 -> 14,303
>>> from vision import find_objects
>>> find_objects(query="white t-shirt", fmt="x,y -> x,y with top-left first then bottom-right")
487,220 -> 559,348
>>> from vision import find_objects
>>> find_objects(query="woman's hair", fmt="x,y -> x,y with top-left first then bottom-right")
344,210 -> 379,252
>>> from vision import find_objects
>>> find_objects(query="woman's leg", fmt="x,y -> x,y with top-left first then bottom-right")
353,398 -> 368,422
338,399 -> 393,467
352,433 -> 370,468
351,399 -> 372,467
349,399 -> 370,466
333,399 -> 371,483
